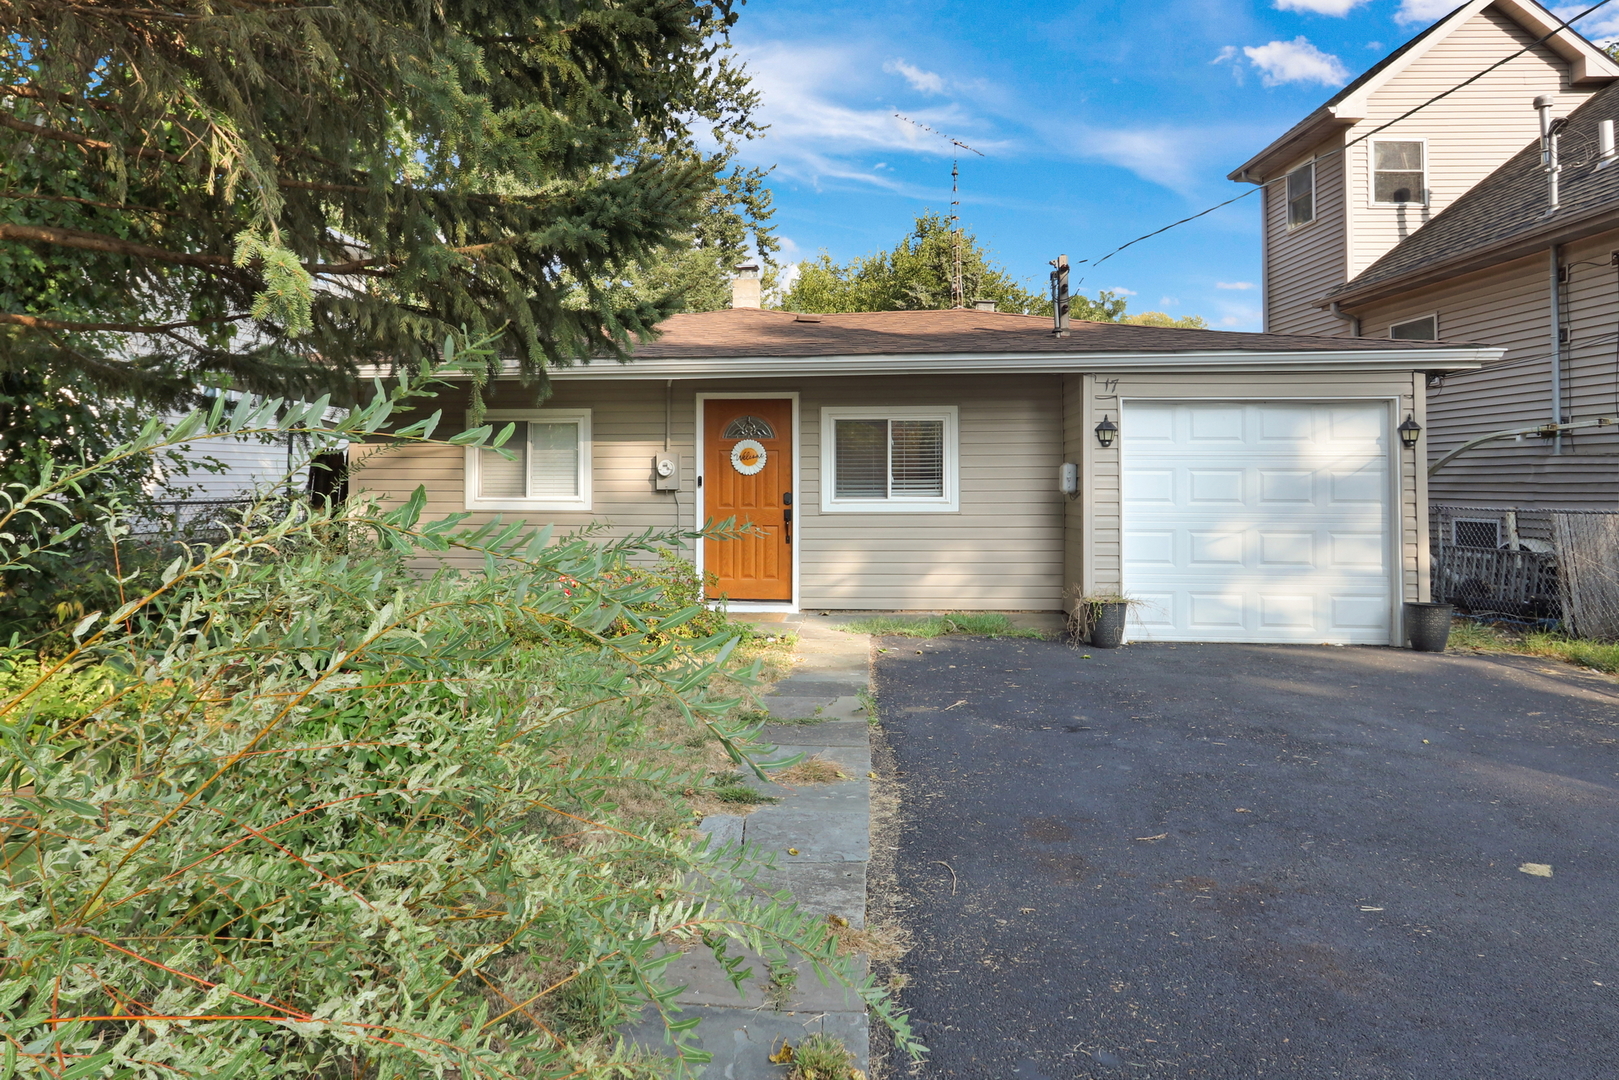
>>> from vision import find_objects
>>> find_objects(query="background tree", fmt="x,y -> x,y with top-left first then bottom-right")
780,212 -> 1142,321
0,0 -> 771,407
1122,310 -> 1209,329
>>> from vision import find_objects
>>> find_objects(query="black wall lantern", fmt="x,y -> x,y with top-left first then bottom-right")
1398,413 -> 1422,450
1094,414 -> 1118,449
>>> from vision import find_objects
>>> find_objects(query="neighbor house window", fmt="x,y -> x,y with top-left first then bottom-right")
1389,314 -> 1438,341
820,406 -> 958,512
1286,162 -> 1315,227
1372,140 -> 1426,205
465,409 -> 592,510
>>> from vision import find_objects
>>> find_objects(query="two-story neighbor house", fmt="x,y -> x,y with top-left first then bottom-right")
1230,0 -> 1619,509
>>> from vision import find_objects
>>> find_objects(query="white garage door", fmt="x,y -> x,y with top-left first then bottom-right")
1121,401 -> 1394,644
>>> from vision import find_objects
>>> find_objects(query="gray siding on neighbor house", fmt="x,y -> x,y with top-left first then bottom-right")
1265,139 -> 1349,337
1345,6 -> 1587,278
1355,227 -> 1619,510
349,374 -> 1067,611
1258,5 -> 1599,341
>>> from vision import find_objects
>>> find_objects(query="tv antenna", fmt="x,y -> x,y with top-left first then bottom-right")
895,114 -> 985,308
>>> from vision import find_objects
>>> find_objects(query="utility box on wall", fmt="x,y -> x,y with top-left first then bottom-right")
653,453 -> 680,491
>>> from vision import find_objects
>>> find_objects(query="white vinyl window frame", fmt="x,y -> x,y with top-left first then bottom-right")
1389,313 -> 1439,341
1369,138 -> 1428,207
819,405 -> 959,513
1285,160 -> 1316,230
463,408 -> 592,511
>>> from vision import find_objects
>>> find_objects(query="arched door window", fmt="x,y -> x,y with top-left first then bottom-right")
723,415 -> 776,440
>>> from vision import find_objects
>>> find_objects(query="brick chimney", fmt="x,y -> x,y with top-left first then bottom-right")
730,263 -> 761,309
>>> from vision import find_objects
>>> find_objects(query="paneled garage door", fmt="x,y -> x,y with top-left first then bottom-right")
1121,401 -> 1394,644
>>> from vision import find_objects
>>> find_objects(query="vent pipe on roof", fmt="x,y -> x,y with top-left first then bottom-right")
1048,254 -> 1071,338
1600,119 -> 1617,169
730,263 -> 761,309
1536,95 -> 1563,215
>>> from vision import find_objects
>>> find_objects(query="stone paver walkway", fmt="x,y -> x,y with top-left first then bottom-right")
625,616 -> 874,1078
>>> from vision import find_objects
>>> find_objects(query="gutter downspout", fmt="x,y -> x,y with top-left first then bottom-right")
1550,245 -> 1563,455
1330,301 -> 1361,337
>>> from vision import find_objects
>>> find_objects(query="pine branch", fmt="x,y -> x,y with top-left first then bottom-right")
0,223 -> 234,270
0,190 -> 180,215
0,113 -> 187,165
0,312 -> 252,333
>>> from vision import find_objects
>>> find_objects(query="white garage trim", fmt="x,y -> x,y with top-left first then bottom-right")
1119,398 -> 1402,645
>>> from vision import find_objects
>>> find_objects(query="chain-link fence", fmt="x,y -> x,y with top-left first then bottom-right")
1430,504 -> 1619,640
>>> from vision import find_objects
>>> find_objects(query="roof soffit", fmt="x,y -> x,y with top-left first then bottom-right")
1229,0 -> 1619,183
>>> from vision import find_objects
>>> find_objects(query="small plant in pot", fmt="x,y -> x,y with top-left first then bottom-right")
1069,592 -> 1143,649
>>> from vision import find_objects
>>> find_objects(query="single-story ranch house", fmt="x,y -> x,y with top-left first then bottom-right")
351,302 -> 1499,645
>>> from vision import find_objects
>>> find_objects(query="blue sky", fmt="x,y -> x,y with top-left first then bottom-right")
727,0 -> 1619,329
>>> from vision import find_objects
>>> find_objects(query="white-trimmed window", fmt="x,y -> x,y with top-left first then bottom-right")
1286,161 -> 1315,228
821,406 -> 958,513
1371,140 -> 1426,205
1389,314 -> 1438,341
464,409 -> 592,511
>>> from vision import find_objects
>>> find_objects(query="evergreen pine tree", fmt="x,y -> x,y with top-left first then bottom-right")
0,0 -> 772,404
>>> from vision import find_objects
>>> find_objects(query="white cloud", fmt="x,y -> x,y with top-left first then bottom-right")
1243,37 -> 1350,87
1109,286 -> 1138,296
731,40 -> 996,192
883,58 -> 946,95
1394,0 -> 1459,25
1554,5 -> 1619,43
1216,281 -> 1256,290
1160,296 -> 1180,307
1071,126 -> 1204,190
1221,315 -> 1245,326
1273,0 -> 1367,15
1212,45 -> 1240,64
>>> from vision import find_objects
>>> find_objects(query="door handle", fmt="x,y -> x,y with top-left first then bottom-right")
784,508 -> 793,524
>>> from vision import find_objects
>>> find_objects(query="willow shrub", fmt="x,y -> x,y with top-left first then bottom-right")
0,357 -> 917,1077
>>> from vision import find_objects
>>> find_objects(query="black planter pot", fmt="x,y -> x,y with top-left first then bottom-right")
1404,601 -> 1454,652
1089,602 -> 1128,649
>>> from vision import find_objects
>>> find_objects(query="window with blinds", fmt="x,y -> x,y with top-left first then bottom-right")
824,408 -> 956,511
466,411 -> 591,509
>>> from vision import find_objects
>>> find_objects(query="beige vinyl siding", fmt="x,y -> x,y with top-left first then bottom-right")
1264,141 -> 1349,336
1356,229 -> 1619,509
794,375 -> 1062,609
350,374 -> 1066,610
1061,374 -> 1088,610
1345,7 -> 1595,278
1078,370 -> 1425,605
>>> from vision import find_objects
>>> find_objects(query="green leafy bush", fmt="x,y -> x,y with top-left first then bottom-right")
0,354 -> 918,1078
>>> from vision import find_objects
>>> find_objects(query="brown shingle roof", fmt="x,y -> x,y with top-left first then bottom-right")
629,307 -> 1468,358
1327,78 -> 1619,306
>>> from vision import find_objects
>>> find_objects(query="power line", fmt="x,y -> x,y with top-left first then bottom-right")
1075,0 -> 1618,282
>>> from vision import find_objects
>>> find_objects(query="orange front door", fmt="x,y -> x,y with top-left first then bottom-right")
704,398 -> 793,602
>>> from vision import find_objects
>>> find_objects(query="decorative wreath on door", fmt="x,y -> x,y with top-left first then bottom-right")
730,439 -> 767,475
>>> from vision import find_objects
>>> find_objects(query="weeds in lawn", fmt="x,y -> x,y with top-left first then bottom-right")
0,343 -> 921,1078
1448,618 -> 1619,675
771,754 -> 849,785
788,1033 -> 865,1080
858,687 -> 879,724
840,612 -> 1046,639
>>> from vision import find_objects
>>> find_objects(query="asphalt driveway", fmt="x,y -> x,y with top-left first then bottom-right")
874,638 -> 1619,1080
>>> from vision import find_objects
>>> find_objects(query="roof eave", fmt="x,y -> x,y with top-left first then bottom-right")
1227,108 -> 1356,183
523,347 -> 1495,379
1324,203 -> 1619,309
